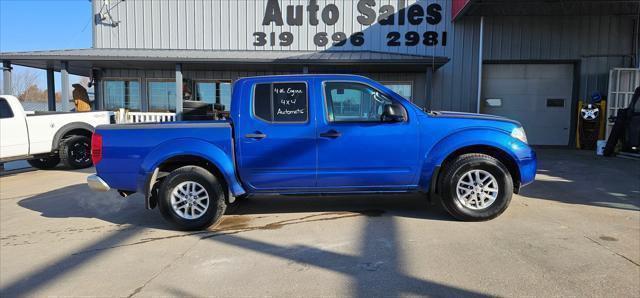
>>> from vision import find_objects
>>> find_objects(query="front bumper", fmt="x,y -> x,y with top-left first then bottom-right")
518,150 -> 537,187
87,174 -> 110,192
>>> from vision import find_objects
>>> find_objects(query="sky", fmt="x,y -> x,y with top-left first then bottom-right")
1,0 -> 93,90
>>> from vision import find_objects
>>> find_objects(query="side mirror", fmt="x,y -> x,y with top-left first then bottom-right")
381,103 -> 406,122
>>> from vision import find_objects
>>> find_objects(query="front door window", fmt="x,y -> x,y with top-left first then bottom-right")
324,82 -> 393,122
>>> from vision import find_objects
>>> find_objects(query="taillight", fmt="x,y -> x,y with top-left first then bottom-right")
91,133 -> 103,165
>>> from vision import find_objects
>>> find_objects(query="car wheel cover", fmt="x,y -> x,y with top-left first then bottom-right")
170,181 -> 210,220
455,169 -> 499,210
71,142 -> 90,164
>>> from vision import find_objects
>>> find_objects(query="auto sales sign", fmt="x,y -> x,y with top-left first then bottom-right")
253,0 -> 448,50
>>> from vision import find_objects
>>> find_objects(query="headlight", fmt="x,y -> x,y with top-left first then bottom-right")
511,126 -> 528,144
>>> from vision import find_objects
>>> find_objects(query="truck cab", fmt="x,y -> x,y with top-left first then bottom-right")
89,75 -> 536,230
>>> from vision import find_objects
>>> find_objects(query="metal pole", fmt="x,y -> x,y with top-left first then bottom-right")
476,16 -> 485,114
92,69 -> 102,110
61,61 -> 70,112
425,67 -> 432,109
46,68 -> 56,111
175,63 -> 183,121
2,61 -> 12,95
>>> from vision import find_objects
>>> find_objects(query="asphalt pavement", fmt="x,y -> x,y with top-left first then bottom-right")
0,149 -> 638,297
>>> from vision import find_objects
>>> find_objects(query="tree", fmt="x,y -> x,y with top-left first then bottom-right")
19,84 -> 46,101
0,68 -> 41,97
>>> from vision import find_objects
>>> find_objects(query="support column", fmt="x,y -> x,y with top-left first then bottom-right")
92,69 -> 102,110
2,61 -> 12,95
175,63 -> 183,121
46,68 -> 56,111
61,61 -> 70,112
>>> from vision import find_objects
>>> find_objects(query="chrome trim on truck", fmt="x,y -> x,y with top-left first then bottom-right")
87,174 -> 110,192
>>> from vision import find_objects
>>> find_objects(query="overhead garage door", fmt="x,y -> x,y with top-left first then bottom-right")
481,64 -> 573,145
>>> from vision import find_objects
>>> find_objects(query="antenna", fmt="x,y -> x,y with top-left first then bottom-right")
94,0 -> 125,27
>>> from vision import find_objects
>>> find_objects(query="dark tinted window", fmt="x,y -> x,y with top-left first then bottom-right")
254,83 -> 272,121
253,82 -> 308,123
272,83 -> 307,122
0,98 -> 14,119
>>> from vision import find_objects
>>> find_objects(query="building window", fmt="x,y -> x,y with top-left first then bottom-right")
219,82 -> 231,111
324,82 -> 394,122
382,82 -> 412,101
194,81 -> 232,111
104,80 -> 141,111
148,81 -> 176,112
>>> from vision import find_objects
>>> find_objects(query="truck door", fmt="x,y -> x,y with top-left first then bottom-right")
237,80 -> 317,191
315,81 -> 419,189
0,97 -> 29,159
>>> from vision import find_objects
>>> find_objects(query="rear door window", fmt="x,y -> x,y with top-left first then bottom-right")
253,82 -> 308,123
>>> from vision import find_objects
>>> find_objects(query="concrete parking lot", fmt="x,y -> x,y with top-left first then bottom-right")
0,149 -> 638,297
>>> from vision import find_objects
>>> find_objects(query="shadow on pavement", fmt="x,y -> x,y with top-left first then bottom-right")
17,184 -> 169,229
10,184 -> 465,296
235,194 -> 452,221
519,149 -> 639,211
18,184 -> 453,230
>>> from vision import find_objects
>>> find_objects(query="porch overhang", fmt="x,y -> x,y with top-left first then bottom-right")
0,48 -> 450,76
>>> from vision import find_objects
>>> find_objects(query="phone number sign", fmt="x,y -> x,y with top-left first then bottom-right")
254,0 -> 447,48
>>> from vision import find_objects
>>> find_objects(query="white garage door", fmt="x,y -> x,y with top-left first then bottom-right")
481,64 -> 573,145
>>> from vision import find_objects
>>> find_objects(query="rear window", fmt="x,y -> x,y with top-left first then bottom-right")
0,98 -> 14,119
253,82 -> 308,123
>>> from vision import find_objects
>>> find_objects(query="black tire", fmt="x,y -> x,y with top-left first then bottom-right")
27,155 -> 60,170
439,153 -> 513,221
158,166 -> 226,230
59,135 -> 93,169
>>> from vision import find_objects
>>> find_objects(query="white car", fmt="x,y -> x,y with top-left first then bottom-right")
0,95 -> 114,169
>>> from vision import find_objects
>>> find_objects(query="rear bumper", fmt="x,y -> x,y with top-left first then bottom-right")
87,174 -> 110,192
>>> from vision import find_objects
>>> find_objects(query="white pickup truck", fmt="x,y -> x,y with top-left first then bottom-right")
0,95 -> 114,169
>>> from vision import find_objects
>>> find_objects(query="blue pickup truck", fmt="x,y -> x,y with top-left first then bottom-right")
88,74 -> 536,230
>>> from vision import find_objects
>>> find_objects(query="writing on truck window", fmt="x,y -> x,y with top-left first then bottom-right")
272,83 -> 307,122
253,82 -> 308,123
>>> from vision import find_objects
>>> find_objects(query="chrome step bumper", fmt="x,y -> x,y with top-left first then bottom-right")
87,174 -> 110,192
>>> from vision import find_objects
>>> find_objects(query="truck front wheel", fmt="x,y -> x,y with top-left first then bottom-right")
439,153 -> 513,221
158,166 -> 226,230
27,155 -> 60,170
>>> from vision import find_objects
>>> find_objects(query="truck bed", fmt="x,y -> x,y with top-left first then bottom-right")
95,121 -> 234,192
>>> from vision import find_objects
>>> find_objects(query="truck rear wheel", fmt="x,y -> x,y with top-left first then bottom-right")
439,153 -> 513,221
27,155 -> 60,170
59,135 -> 93,169
158,166 -> 226,230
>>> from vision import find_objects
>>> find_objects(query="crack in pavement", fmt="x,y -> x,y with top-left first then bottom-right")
73,210 -> 383,255
584,235 -> 640,267
523,198 -> 640,268
126,234 -> 202,298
